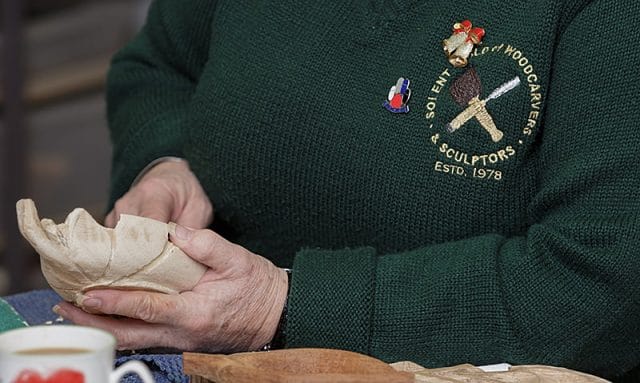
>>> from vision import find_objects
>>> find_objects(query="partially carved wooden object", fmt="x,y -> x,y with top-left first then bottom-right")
16,199 -> 206,304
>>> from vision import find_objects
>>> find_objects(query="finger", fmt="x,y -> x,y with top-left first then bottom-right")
112,191 -> 172,223
78,289 -> 186,325
175,208 -> 212,230
104,210 -> 116,228
136,194 -> 173,223
169,225 -> 245,270
177,198 -> 214,229
54,302 -> 185,350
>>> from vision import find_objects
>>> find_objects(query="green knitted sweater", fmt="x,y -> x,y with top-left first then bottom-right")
106,0 -> 640,379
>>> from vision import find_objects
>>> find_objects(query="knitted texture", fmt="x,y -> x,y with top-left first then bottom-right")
0,299 -> 27,332
106,0 -> 217,207
107,0 -> 640,380
5,289 -> 65,326
116,354 -> 187,383
287,247 -> 378,354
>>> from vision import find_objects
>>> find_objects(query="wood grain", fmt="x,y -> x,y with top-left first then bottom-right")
183,349 -> 415,383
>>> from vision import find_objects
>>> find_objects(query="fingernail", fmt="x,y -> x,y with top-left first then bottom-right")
172,224 -> 193,241
81,297 -> 102,310
52,305 -> 67,317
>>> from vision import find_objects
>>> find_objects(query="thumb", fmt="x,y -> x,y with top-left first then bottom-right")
168,224 -> 241,270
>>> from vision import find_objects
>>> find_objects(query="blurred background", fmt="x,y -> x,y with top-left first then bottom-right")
0,0 -> 151,295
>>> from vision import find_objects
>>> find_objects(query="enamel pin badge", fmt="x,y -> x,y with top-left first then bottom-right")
384,77 -> 411,113
443,20 -> 485,68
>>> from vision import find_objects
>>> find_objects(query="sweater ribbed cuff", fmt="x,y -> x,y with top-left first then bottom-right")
286,247 -> 377,354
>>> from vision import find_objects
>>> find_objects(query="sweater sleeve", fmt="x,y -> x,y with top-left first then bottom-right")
106,0 -> 216,208
286,1 -> 640,379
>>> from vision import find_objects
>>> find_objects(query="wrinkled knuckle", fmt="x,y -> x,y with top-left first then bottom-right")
113,329 -> 136,350
133,295 -> 157,323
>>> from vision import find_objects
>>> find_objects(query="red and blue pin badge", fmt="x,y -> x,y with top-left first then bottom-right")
383,77 -> 411,113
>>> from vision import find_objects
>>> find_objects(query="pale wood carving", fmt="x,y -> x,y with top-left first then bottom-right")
16,198 -> 206,304
390,361 -> 610,382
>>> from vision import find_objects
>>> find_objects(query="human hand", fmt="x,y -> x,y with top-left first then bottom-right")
53,225 -> 289,353
104,160 -> 213,229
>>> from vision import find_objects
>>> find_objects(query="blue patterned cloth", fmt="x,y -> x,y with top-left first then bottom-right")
4,290 -> 188,383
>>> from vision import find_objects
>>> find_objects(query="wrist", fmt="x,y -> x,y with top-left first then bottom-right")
261,268 -> 291,351
131,157 -> 186,187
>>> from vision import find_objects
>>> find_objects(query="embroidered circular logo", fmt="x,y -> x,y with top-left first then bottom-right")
424,44 -> 543,182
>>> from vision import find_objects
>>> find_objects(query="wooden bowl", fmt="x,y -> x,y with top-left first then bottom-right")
183,348 -> 415,383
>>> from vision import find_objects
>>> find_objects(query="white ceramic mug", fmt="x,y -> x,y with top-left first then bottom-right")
0,325 -> 155,383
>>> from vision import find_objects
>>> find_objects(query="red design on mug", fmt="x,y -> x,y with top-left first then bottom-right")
13,369 -> 85,383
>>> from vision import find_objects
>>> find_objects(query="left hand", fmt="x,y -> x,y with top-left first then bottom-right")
53,225 -> 288,352
104,159 -> 213,229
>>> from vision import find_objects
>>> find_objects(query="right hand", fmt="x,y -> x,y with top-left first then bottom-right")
56,225 -> 288,353
104,160 -> 213,229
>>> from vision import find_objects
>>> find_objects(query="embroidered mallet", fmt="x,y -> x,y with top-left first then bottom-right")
447,68 -> 521,142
